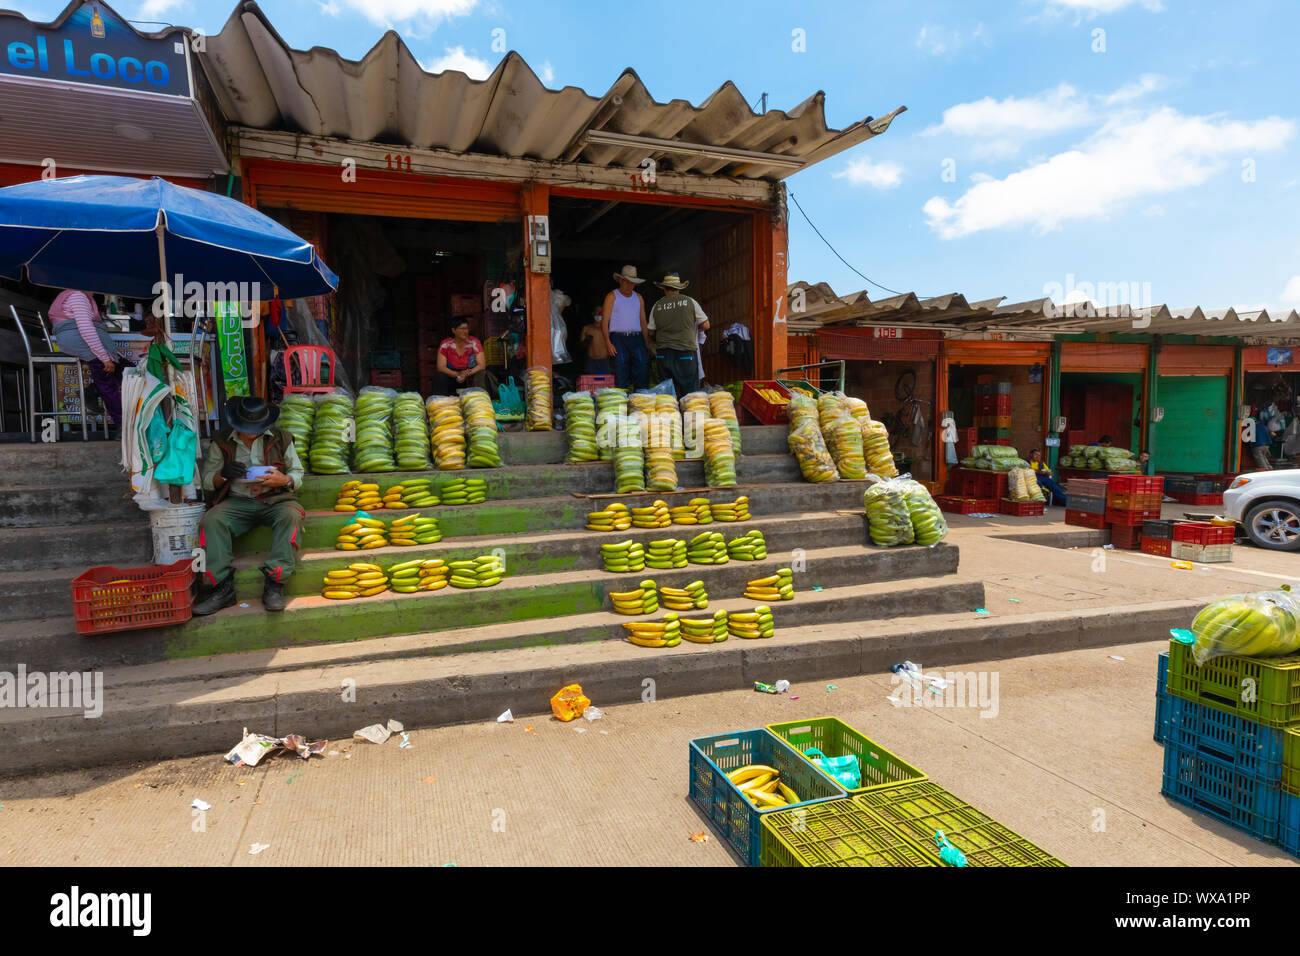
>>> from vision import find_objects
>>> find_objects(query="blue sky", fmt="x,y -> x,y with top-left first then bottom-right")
15,0 -> 1300,311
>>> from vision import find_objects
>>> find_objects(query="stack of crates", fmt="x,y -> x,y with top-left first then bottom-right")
1105,476 -> 1163,550
1166,474 -> 1231,506
1141,519 -> 1174,557
1157,640 -> 1300,856
1171,522 -> 1234,563
974,382 -> 1013,446
1064,477 -> 1107,529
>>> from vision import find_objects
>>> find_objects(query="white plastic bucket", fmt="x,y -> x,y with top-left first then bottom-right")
149,503 -> 207,565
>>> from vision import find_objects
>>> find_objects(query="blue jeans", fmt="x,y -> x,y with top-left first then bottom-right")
585,357 -> 612,375
1038,473 -> 1067,506
658,347 -> 697,400
611,333 -> 649,390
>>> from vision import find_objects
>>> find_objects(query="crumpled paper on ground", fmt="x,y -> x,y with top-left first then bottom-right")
225,729 -> 328,767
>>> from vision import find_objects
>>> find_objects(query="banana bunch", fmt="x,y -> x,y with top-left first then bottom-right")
525,366 -> 553,430
659,579 -> 708,611
624,613 -> 681,647
449,555 -> 505,588
609,580 -> 660,615
382,478 -> 440,509
788,419 -> 839,483
825,415 -> 867,480
845,396 -> 871,426
334,480 -> 382,512
335,516 -> 388,551
645,443 -> 678,492
628,392 -> 656,415
681,392 -> 709,460
861,418 -> 898,478
898,478 -> 947,546
786,393 -> 819,430
865,482 -> 915,547
587,502 -> 631,531
708,391 -> 742,455
654,394 -> 686,460
439,477 -> 487,505
727,764 -> 800,807
727,529 -> 767,560
613,414 -> 647,494
755,387 -> 788,406
646,538 -> 688,569
387,513 -> 442,546
632,500 -> 671,529
460,389 -> 502,468
728,605 -> 775,639
681,610 -> 729,643
321,563 -> 388,600
565,391 -> 598,462
388,558 -> 448,593
703,418 -> 738,488
393,391 -> 431,470
425,396 -> 467,470
745,569 -> 793,602
711,496 -> 750,522
817,392 -> 847,429
353,387 -> 397,472
669,498 -> 713,525
308,391 -> 353,474
280,394 -> 314,461
687,531 -> 729,565
595,388 -> 628,461
1190,590 -> 1300,664
602,539 -> 645,572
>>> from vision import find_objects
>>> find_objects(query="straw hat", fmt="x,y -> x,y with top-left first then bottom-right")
655,273 -> 689,290
613,265 -> 645,284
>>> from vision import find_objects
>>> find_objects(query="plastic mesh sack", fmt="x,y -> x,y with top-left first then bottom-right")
595,388 -> 627,461
1190,589 -> 1300,665
898,478 -> 947,545
613,413 -> 647,493
279,393 -> 314,462
460,388 -> 501,468
308,389 -> 353,474
393,391 -> 431,470
861,418 -> 898,478
1007,467 -> 1045,502
971,444 -> 1019,460
425,395 -> 466,470
524,366 -> 552,431
564,390 -> 597,463
823,409 -> 866,480
864,480 -> 915,547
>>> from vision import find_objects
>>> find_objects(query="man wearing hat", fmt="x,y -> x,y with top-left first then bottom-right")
601,265 -> 651,390
648,273 -> 710,398
193,396 -> 306,615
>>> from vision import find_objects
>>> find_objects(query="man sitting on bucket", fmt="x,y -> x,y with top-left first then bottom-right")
194,396 -> 305,616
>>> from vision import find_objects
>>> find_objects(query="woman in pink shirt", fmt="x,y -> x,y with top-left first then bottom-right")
48,290 -> 134,424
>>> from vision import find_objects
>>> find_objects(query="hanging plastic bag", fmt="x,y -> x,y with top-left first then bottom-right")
898,478 -> 947,545
550,289 -> 573,365
788,418 -> 839,483
864,480 -> 914,547
1189,589 -> 1300,664
524,366 -> 553,431
564,390 -> 597,463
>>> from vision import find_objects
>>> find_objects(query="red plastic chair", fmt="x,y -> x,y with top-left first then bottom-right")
283,345 -> 337,395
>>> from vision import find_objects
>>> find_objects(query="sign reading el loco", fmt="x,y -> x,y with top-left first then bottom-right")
0,1 -> 190,97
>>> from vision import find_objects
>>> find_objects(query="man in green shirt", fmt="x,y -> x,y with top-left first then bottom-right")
647,273 -> 709,398
194,397 -> 306,615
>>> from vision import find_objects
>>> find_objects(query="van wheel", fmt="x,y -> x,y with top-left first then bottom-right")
1244,500 -> 1300,551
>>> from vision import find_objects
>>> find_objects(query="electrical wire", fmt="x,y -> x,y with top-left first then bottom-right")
788,190 -> 918,298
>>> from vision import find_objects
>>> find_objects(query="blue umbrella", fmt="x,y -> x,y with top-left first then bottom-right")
0,175 -> 337,301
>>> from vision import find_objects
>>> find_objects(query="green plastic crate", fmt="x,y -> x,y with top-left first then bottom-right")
853,783 -> 1066,867
766,716 -> 927,794
760,798 -> 935,867
776,379 -> 821,399
1166,640 -> 1300,729
1286,729 -> 1300,797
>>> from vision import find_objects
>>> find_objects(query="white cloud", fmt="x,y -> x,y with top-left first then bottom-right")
424,46 -> 493,79
1103,73 -> 1167,105
1140,203 -> 1166,217
1042,0 -> 1164,15
136,0 -> 184,19
318,0 -> 341,15
923,108 -> 1295,239
1282,277 -> 1300,308
916,22 -> 989,56
833,157 -> 904,190
333,0 -> 477,30
540,60 -> 555,85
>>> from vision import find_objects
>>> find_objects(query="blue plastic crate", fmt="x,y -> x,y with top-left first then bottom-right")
1281,793 -> 1300,857
1155,650 -> 1171,744
1168,694 -> 1286,780
688,728 -> 846,867
1162,736 -> 1284,843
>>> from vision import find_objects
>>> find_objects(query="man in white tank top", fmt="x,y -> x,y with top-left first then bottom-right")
601,264 -> 650,390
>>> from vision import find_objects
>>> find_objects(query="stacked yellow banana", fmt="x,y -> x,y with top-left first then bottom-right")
525,366 -> 552,431
388,558 -> 448,592
587,502 -> 631,531
659,579 -> 708,611
680,610 -> 729,643
669,497 -> 713,525
727,764 -> 800,808
645,445 -> 677,492
745,568 -> 794,601
609,580 -> 659,615
624,613 -> 681,647
728,605 -> 775,639
710,495 -> 750,521
755,387 -> 788,406
426,396 -> 467,470
321,563 -> 388,600
631,500 -> 671,528
387,513 -> 441,546
381,478 -> 440,509
334,481 -> 382,512
335,516 -> 388,551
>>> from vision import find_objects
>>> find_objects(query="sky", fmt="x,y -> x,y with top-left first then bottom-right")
12,0 -> 1300,312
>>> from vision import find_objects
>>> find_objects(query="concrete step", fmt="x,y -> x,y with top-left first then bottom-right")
0,522 -> 152,572
0,567 -> 82,623
0,437 -> 123,487
7,542 -> 963,670
0,598 -> 1200,775
0,483 -> 143,527
493,424 -> 789,463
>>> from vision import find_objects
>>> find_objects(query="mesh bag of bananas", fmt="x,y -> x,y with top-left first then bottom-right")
595,388 -> 628,461
1188,589 -> 1300,664
897,477 -> 948,546
645,412 -> 678,491
822,407 -> 867,480
787,392 -> 819,430
393,391 -> 431,470
628,392 -> 657,415
308,389 -> 354,474
524,366 -> 553,430
861,417 -> 898,479
1007,467 -> 1045,502
564,390 -> 598,462
460,388 -> 502,468
352,386 -> 398,472
845,395 -> 871,426
653,393 -> 686,460
425,395 -> 467,470
787,418 -> 839,483
280,393 -> 314,463
708,390 -> 742,456
702,417 -> 738,488
614,413 -> 647,494
864,479 -> 915,547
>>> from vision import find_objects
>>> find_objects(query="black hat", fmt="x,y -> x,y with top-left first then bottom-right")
226,396 -> 280,435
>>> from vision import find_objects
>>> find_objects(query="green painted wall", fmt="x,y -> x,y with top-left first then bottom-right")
1155,376 -> 1228,473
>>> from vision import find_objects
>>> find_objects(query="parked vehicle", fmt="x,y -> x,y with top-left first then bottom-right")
1222,470 -> 1300,551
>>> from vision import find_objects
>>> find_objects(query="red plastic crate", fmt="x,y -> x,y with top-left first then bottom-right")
1141,537 -> 1172,557
1107,475 -> 1164,494
937,496 -> 999,514
1173,522 -> 1235,547
739,380 -> 792,425
576,374 -> 616,393
957,469 -> 1008,500
1170,491 -> 1223,506
1065,509 -> 1107,529
369,369 -> 402,388
1109,523 -> 1142,550
1106,490 -> 1162,510
71,559 -> 194,635
999,498 -> 1045,517
1106,506 -> 1161,525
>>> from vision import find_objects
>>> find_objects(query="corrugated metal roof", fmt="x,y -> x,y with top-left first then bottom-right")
200,1 -> 903,182
787,279 -> 1300,341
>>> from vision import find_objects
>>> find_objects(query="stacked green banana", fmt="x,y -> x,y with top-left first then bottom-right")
387,558 -> 448,592
426,396 -> 467,470
659,580 -> 708,611
865,482 -> 916,547
681,393 -> 708,461
439,477 -> 487,505
632,501 -> 671,528
595,388 -> 627,461
728,606 -> 775,639
449,554 -> 505,588
565,391 -> 598,462
708,391 -> 742,455
613,413 -> 647,494
645,538 -> 687,569
624,614 -> 681,647
308,391 -> 353,474
898,478 -> 947,546
280,394 -> 314,461
609,580 -> 659,615
461,389 -> 502,467
681,610 -> 729,643
1190,590 -> 1300,664
352,387 -> 397,472
703,418 -> 738,487
387,513 -> 441,546
602,540 -> 645,572
382,478 -> 440,509
687,531 -> 729,565
727,529 -> 767,560
393,392 -> 430,470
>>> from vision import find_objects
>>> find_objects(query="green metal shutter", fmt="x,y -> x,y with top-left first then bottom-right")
1156,376 -> 1227,473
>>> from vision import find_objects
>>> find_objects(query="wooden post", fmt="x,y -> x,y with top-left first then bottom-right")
521,183 -> 552,372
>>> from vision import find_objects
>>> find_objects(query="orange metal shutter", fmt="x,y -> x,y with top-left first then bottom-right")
1158,345 -> 1233,376
1060,342 -> 1147,373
